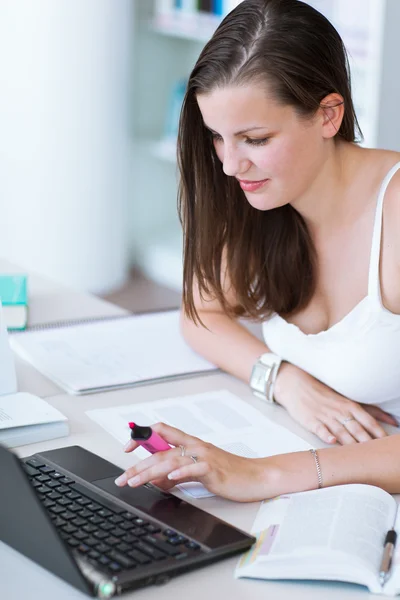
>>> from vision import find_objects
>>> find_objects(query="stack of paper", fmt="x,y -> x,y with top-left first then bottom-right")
0,392 -> 69,448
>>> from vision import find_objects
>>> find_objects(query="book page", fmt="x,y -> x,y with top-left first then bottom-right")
0,392 -> 67,429
237,484 -> 396,580
86,389 -> 311,499
10,310 -> 216,393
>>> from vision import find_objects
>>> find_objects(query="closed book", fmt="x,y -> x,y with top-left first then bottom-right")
0,274 -> 28,330
0,392 -> 69,449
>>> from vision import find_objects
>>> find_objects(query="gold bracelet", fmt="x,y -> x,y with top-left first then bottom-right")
309,448 -> 323,489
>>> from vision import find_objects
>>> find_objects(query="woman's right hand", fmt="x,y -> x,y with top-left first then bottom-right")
273,362 -> 397,445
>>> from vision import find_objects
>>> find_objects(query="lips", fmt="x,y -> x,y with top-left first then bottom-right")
237,178 -> 269,192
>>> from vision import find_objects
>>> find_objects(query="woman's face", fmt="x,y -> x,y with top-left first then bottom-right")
197,84 -> 329,211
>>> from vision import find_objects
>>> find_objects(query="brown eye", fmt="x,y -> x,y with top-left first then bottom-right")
245,137 -> 270,146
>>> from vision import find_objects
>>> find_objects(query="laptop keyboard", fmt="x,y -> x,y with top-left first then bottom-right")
23,458 -> 203,576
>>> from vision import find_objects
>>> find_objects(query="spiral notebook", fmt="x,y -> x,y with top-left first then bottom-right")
9,309 -> 217,395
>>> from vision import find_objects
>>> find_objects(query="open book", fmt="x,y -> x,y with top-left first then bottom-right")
235,484 -> 400,596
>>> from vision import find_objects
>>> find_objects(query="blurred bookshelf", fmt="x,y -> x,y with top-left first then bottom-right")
131,0 -> 400,293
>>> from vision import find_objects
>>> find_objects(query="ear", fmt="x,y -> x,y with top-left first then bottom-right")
319,93 -> 345,139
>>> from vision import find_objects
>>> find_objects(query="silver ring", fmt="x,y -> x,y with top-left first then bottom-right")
190,455 -> 198,464
179,445 -> 186,457
341,416 -> 355,425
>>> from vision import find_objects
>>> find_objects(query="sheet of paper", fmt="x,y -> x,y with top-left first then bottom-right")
0,392 -> 67,429
10,310 -> 216,393
86,390 -> 311,499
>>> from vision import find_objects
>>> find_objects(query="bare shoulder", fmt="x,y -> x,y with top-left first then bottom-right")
380,150 -> 400,265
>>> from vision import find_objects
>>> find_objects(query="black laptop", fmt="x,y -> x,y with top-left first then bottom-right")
0,444 -> 255,598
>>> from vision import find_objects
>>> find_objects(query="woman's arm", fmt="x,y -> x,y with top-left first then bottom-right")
116,423 -> 400,502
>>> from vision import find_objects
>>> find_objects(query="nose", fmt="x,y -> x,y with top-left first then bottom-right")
222,143 -> 249,177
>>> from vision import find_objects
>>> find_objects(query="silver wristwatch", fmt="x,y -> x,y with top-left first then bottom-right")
250,352 -> 282,403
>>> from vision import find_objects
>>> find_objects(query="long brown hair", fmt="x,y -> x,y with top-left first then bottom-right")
178,0 -> 361,323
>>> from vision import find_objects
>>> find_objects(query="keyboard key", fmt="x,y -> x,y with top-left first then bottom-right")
51,472 -> 64,480
59,477 -> 75,485
122,534 -> 139,544
71,517 -> 86,527
108,562 -> 122,573
185,541 -> 200,551
121,512 -> 135,521
145,524 -> 161,534
134,541 -> 166,561
131,527 -> 147,537
167,535 -> 187,546
120,521 -> 134,531
74,531 -> 89,541
112,528 -> 125,538
66,491 -> 81,500
71,483 -> 125,514
84,537 -> 98,547
53,517 -> 67,528
143,535 -> 181,556
76,497 -> 91,507
31,480 -> 43,489
89,516 -> 104,526
99,522 -> 114,532
95,543 -> 111,554
98,555 -> 110,566
127,549 -> 151,565
62,524 -> 78,535
50,505 -> 65,515
116,543 -> 131,553
26,458 -> 46,469
59,511 -> 75,521
174,552 -> 189,560
94,531 -> 109,541
133,518 -> 147,526
68,503 -> 83,513
43,499 -> 56,509
88,550 -> 100,560
36,474 -> 51,483
82,524 -> 98,534
39,466 -> 55,475
107,550 -> 135,570
86,503 -> 102,512
78,509 -> 94,519
97,509 -> 112,519
36,486 -> 52,495
163,529 -> 177,538
23,464 -> 40,477
104,537 -> 120,547
109,515 -> 123,525
48,492 -> 62,501
55,486 -> 70,494
67,538 -> 80,548
77,544 -> 90,554
47,480 -> 61,489
57,497 -> 72,507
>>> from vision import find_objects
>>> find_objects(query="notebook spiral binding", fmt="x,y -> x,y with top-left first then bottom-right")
9,313 -> 133,334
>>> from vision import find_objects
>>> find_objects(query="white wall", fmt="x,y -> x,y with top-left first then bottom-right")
0,0 -> 134,293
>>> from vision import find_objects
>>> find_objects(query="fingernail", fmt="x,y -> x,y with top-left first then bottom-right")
115,474 -> 127,486
167,470 -> 180,480
123,441 -> 132,451
328,436 -> 336,443
128,476 -> 140,487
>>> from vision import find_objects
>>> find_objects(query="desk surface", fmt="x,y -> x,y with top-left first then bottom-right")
1,260 -> 374,600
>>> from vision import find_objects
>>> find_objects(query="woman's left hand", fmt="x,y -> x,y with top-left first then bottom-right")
114,422 -> 269,502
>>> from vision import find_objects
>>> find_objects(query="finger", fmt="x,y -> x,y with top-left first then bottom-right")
339,419 -> 373,443
167,461 -> 209,483
120,453 -> 196,488
116,446 -> 181,485
123,438 -> 140,453
312,421 -> 337,444
322,419 -> 358,445
152,422 -> 201,447
362,405 -> 398,427
352,408 -> 388,438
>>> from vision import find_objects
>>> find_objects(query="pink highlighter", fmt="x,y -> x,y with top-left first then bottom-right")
128,422 -> 171,454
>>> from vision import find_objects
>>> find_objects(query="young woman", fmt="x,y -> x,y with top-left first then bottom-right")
116,0 -> 400,500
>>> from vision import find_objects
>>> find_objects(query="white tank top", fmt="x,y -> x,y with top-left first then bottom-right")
262,161 -> 400,417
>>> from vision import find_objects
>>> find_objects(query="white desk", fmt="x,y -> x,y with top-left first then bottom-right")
0,261 -> 374,599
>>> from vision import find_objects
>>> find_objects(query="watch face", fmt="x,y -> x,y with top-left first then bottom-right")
251,363 -> 271,394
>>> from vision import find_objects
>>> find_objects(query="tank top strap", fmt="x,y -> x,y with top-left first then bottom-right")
368,161 -> 400,299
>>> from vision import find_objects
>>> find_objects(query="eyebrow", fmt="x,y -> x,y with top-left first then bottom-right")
205,125 -> 269,136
